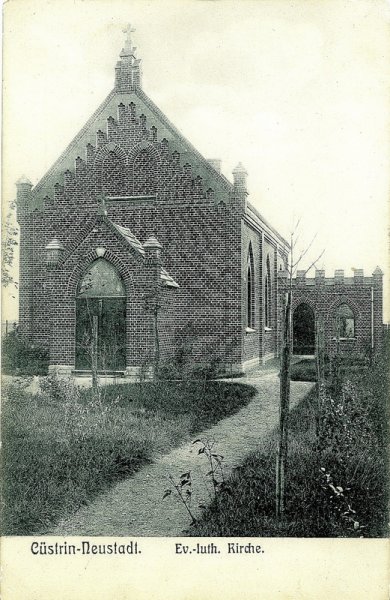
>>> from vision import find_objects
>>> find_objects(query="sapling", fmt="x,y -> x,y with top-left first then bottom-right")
163,439 -> 229,527
192,439 -> 226,503
163,472 -> 196,525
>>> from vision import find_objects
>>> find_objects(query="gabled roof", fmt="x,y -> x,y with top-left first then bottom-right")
110,222 -> 145,256
29,28 -> 287,254
108,219 -> 179,288
160,268 -> 180,288
246,201 -> 290,249
59,215 -> 179,288
31,28 -> 233,211
32,89 -> 116,199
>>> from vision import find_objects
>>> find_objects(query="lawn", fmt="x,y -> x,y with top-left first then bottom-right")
290,356 -> 369,382
188,342 -> 389,538
1,376 -> 256,535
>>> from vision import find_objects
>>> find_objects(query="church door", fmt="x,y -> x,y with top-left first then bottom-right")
293,303 -> 315,355
75,259 -> 126,372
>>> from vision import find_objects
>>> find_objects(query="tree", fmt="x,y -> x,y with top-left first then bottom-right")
143,284 -> 166,379
276,221 -> 324,520
2,201 -> 18,288
315,313 -> 326,435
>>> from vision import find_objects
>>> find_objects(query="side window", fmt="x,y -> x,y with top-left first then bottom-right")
336,304 -> 355,338
265,255 -> 272,328
247,245 -> 255,328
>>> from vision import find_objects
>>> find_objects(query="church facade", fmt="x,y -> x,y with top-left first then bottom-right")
16,30 -> 383,377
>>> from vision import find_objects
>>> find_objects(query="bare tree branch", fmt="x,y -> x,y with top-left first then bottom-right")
300,248 -> 325,277
291,216 -> 301,238
291,232 -> 318,269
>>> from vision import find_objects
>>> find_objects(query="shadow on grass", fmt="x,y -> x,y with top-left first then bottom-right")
1,378 -> 256,535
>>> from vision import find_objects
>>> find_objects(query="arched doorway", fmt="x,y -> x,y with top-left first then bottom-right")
293,303 -> 315,355
75,258 -> 126,371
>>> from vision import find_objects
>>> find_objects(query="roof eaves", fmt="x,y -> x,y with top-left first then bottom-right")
32,89 -> 117,195
246,201 -> 290,249
161,267 -> 180,288
135,88 -> 233,192
108,220 -> 145,256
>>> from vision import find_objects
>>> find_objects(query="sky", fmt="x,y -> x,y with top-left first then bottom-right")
2,0 -> 390,320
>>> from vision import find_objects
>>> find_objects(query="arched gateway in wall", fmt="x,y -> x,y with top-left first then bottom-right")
293,303 -> 315,355
75,258 -> 126,372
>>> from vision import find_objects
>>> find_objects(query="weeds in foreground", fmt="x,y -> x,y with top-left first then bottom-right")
163,439 -> 230,524
164,472 -> 196,525
192,439 -> 226,504
184,347 -> 388,537
318,467 -> 364,534
2,376 -> 254,535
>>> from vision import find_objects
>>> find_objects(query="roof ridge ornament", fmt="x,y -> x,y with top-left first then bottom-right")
116,23 -> 142,91
120,23 -> 137,58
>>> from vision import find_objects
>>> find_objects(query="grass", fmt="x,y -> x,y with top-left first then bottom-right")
189,343 -> 389,538
1,376 -> 256,535
290,359 -> 318,382
290,356 -> 369,382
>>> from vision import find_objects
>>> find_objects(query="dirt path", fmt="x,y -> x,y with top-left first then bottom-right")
50,371 -> 314,536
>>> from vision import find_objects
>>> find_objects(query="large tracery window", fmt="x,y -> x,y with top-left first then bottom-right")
77,259 -> 126,298
265,255 -> 272,328
336,304 -> 355,339
247,245 -> 255,329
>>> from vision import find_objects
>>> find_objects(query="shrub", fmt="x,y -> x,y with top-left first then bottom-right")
158,358 -> 223,381
2,329 -> 48,375
157,362 -> 182,380
189,346 -> 389,538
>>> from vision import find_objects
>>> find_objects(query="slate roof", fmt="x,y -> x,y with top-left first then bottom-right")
110,222 -> 145,255
110,220 -> 179,288
160,268 -> 180,288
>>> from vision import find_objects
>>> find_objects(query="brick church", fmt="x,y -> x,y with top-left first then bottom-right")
16,28 -> 384,377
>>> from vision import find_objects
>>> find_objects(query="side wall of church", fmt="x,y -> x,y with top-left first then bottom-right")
241,221 -> 288,368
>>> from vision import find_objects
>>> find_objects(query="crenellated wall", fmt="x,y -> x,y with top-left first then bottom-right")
277,267 -> 384,358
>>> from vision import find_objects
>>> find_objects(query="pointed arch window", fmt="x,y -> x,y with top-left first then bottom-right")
247,245 -> 255,329
336,304 -> 355,338
133,148 -> 157,195
101,150 -> 125,196
265,255 -> 272,328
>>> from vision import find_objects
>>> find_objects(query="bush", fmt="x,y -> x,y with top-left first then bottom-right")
2,329 -> 48,375
158,359 -> 223,381
190,345 -> 389,538
290,355 -> 368,383
157,362 -> 182,380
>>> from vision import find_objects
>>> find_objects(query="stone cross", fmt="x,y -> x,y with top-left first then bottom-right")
123,24 -> 136,49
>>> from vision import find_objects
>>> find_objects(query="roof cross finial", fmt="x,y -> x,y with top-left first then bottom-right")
123,23 -> 136,51
116,23 -> 142,89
